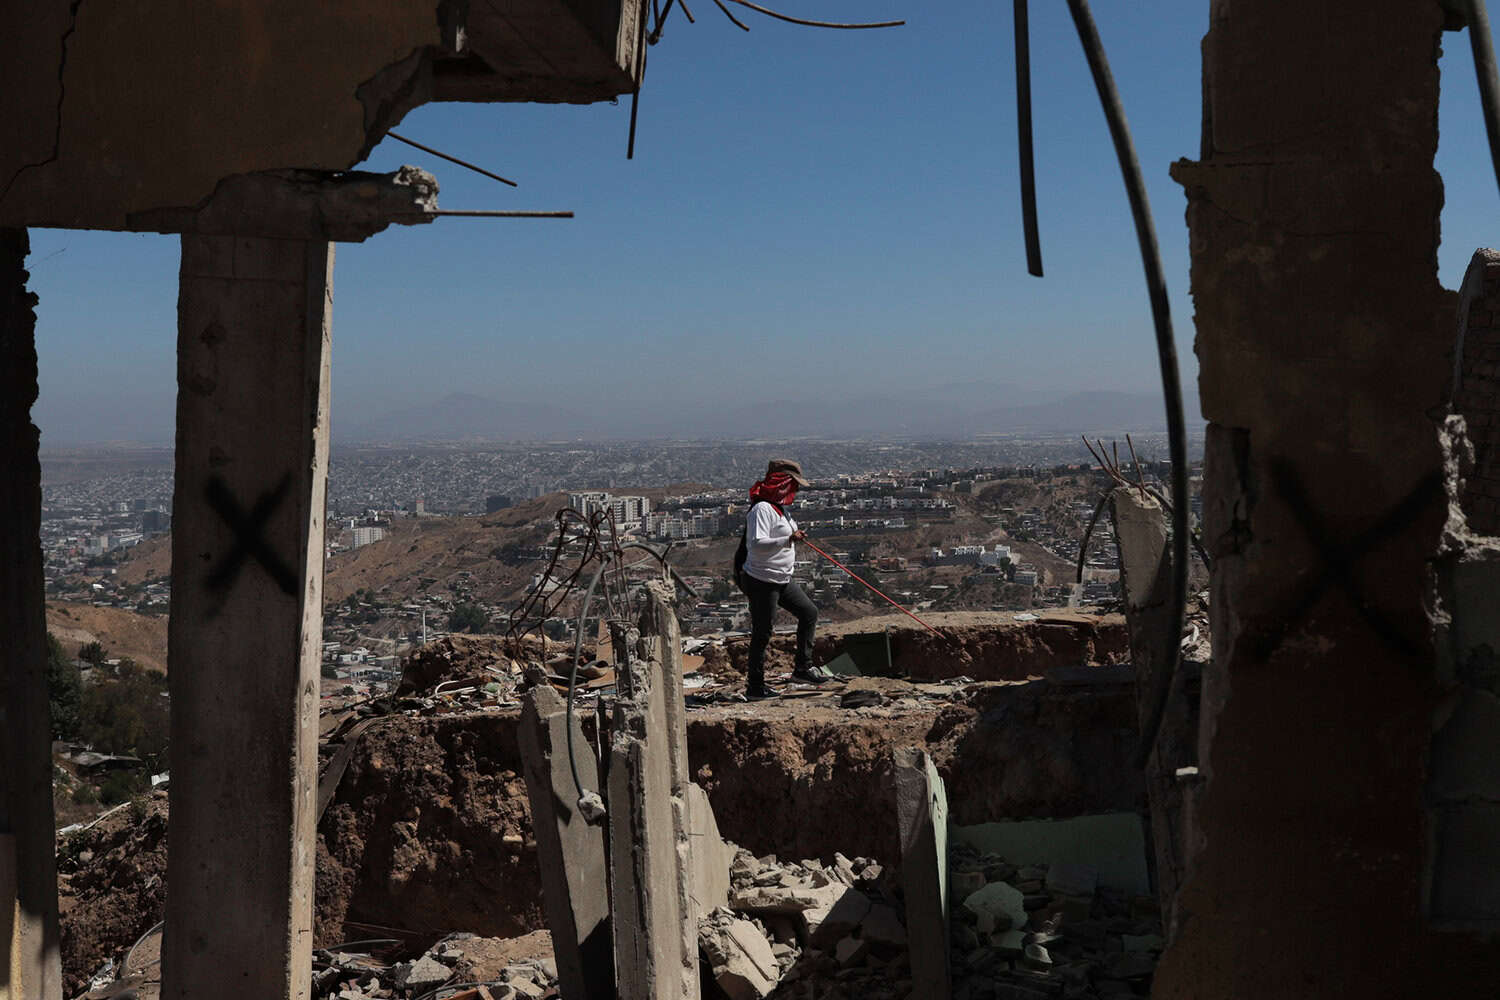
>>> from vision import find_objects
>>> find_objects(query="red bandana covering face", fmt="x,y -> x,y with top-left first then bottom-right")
749,471 -> 798,510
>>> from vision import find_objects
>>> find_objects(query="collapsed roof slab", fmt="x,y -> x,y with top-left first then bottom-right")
0,0 -> 643,232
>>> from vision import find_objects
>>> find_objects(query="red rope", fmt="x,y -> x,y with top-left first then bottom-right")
801,539 -> 951,641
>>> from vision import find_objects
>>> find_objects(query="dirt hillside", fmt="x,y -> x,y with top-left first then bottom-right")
46,602 -> 169,674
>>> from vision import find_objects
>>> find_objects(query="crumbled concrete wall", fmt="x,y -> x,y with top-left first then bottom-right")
1428,416 -> 1500,929
1159,2 -> 1500,996
1452,249 -> 1500,534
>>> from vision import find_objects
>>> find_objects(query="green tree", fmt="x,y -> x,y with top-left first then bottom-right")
79,665 -> 169,771
449,602 -> 489,633
78,641 -> 106,667
46,633 -> 82,740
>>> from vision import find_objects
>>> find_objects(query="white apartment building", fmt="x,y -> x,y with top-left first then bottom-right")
351,526 -> 385,548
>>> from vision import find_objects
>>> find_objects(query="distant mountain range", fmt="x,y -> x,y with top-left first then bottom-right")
336,384 -> 1179,443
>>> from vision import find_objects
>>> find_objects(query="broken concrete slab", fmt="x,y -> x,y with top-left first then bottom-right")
396,955 -> 452,991
860,903 -> 907,950
699,913 -> 780,1000
894,746 -> 950,1000
518,683 -> 613,1000
729,885 -> 825,915
129,167 -> 441,243
687,781 -> 732,915
805,885 -> 872,945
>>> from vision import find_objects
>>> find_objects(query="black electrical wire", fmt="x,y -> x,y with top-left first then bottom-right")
1063,0 -> 1189,770
1015,0 -> 1043,276
1468,0 -> 1500,201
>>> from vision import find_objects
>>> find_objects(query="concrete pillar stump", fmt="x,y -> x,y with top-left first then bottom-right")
894,747 -> 949,1000
1110,488 -> 1194,930
518,684 -> 614,1000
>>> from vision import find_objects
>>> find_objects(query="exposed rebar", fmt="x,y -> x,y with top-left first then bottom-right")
1015,0 -> 1043,276
1064,0 -> 1190,770
719,0 -> 903,29
385,132 -> 519,187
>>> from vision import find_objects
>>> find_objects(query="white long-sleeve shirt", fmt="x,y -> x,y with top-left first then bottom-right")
743,501 -> 797,585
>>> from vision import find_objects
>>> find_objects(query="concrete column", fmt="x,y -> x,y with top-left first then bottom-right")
0,227 -> 62,1000
1159,3 -> 1500,995
609,594 -> 698,1000
163,234 -> 333,1000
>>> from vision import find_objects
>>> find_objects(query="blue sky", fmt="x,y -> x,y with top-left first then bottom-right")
23,1 -> 1499,443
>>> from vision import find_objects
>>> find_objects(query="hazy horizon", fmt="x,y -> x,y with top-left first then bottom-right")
29,380 -> 1199,447
23,0 -> 1497,450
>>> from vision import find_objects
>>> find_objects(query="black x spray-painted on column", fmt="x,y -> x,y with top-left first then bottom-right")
1251,460 -> 1444,661
203,473 -> 299,597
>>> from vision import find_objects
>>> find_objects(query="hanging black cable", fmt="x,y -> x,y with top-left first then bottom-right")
1015,0 -> 1043,276
1063,0 -> 1190,770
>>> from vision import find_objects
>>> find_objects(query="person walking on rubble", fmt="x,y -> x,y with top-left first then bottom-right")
736,459 -> 828,699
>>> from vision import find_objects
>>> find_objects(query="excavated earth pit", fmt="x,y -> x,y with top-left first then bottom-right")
57,616 -> 1153,998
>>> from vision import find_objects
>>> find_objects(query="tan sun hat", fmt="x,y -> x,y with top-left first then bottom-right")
766,458 -> 810,487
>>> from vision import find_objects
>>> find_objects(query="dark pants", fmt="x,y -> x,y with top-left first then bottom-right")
742,574 -> 817,690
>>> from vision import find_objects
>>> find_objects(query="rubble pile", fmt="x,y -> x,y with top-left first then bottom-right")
947,842 -> 1163,1000
311,933 -> 560,1000
394,635 -> 526,699
699,848 -> 911,1000
57,795 -> 170,998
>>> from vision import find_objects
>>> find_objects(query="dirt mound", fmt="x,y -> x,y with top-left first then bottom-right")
723,611 -> 1127,682
46,601 -> 169,674
394,634 -> 518,695
316,715 -> 542,944
688,674 -> 1141,864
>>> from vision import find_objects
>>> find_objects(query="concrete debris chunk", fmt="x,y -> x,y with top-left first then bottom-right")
947,840 -> 1164,999
804,885 -> 872,944
730,885 -> 824,915
964,881 -> 1026,934
1022,942 -> 1053,968
1045,862 -> 1099,899
699,912 -> 781,1000
860,903 -> 907,950
395,955 -> 451,991
834,935 -> 869,966
951,869 -> 987,897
